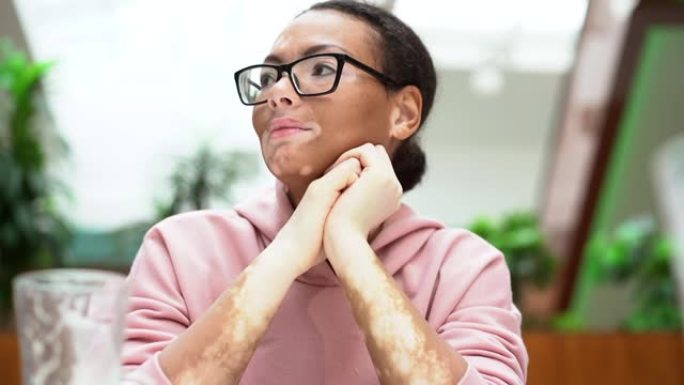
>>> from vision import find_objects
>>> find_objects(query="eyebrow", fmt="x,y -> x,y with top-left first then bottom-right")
263,44 -> 349,64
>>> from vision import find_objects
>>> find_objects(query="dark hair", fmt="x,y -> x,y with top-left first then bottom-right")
306,0 -> 437,192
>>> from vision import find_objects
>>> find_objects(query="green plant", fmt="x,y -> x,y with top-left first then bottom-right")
154,143 -> 259,220
63,145 -> 259,271
588,217 -> 681,331
0,39 -> 71,324
468,211 -> 556,304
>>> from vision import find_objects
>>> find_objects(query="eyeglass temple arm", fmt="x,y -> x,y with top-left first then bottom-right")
343,55 -> 398,86
247,78 -> 262,91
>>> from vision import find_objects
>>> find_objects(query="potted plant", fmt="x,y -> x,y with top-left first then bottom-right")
154,143 -> 258,220
0,39 -> 71,328
72,144 -> 260,272
469,211 -> 556,304
589,217 -> 682,330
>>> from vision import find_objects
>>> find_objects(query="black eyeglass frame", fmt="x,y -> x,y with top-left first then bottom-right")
233,53 -> 400,106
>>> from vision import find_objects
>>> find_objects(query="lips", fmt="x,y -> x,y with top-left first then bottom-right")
268,117 -> 311,139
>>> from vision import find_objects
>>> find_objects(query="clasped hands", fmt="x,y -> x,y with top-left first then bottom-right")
274,142 -> 403,277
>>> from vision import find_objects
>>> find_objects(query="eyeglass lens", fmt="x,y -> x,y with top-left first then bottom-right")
238,55 -> 340,104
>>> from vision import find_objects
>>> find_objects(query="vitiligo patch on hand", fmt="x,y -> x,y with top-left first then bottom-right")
172,267 -> 272,385
347,258 -> 452,384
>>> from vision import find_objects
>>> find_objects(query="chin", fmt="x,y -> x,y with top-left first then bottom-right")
267,159 -> 321,183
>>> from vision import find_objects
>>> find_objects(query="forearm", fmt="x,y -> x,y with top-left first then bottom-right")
158,240 -> 300,385
326,230 -> 468,385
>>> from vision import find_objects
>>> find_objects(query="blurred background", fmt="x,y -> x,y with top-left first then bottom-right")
1,0 -> 683,384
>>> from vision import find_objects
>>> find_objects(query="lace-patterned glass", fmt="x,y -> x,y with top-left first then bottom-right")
13,269 -> 127,385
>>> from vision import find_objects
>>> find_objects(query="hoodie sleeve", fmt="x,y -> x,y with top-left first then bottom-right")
431,230 -> 528,385
121,226 -> 188,385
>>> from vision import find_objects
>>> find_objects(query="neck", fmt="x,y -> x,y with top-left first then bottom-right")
284,179 -> 309,208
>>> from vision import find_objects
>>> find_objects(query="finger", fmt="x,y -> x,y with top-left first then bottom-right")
321,157 -> 361,190
375,144 -> 391,161
324,143 -> 372,173
334,142 -> 381,169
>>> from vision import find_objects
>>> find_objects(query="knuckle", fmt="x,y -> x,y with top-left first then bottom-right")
307,180 -> 323,195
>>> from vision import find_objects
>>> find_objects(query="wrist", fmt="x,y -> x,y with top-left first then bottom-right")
324,227 -> 372,274
262,237 -> 305,281
324,218 -> 367,242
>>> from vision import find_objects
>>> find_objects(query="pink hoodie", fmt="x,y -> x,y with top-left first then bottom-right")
122,183 -> 528,385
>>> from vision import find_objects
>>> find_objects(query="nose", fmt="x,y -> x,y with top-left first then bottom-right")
267,71 -> 300,109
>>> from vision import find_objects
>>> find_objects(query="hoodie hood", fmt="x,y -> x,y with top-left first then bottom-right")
234,181 -> 444,286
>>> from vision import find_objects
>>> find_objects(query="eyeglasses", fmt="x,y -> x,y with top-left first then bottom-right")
234,53 -> 399,106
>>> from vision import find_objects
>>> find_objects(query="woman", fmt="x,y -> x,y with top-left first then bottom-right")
122,1 -> 528,384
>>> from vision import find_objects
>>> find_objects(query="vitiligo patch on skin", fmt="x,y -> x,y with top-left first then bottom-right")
410,378 -> 431,385
344,257 -> 453,384
270,163 -> 282,177
171,266 -> 274,385
266,151 -> 288,177
299,165 -> 313,176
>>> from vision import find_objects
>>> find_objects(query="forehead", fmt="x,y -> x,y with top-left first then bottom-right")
267,9 -> 380,64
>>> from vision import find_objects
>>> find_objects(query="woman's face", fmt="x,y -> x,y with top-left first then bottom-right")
252,10 -> 395,184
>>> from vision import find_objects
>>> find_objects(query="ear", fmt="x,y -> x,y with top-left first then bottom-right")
389,85 -> 422,140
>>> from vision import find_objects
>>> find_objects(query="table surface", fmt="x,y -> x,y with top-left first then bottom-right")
1,331 -> 683,385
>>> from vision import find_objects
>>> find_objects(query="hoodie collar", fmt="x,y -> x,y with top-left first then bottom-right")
234,181 -> 444,286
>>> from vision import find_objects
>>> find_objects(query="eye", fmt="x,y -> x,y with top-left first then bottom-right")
259,72 -> 277,87
311,63 -> 336,77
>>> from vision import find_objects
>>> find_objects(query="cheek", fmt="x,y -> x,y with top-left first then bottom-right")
252,107 -> 267,137
326,89 -> 391,143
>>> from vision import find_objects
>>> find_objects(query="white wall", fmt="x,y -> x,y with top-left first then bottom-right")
404,69 -> 564,226
9,0 -> 572,230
